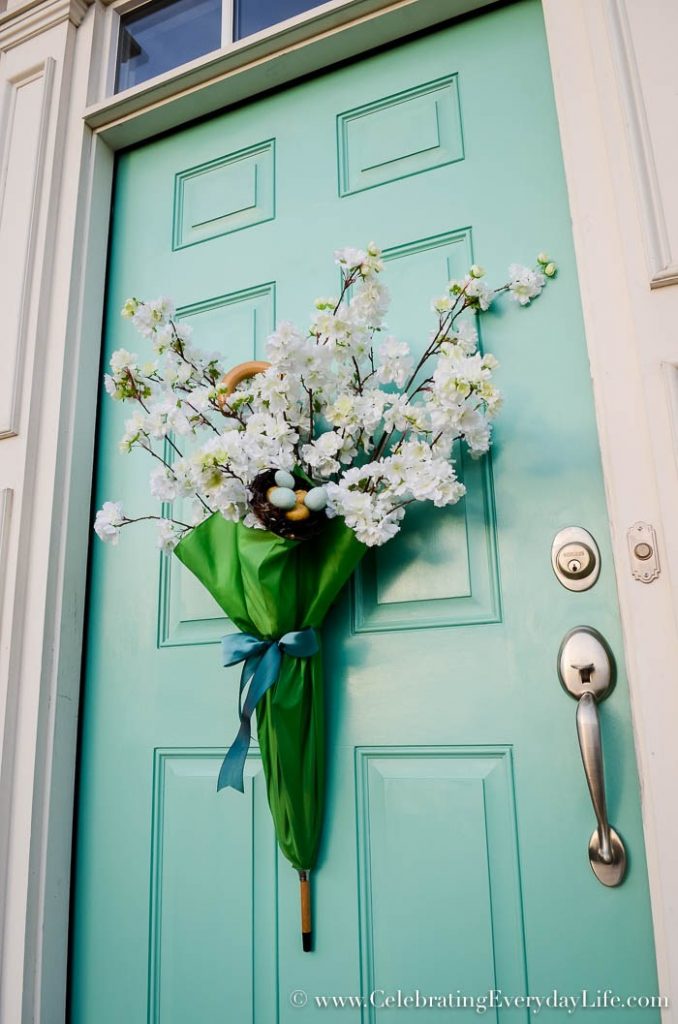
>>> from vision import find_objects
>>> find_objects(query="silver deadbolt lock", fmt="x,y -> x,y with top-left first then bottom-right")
552,527 -> 600,591
557,542 -> 594,579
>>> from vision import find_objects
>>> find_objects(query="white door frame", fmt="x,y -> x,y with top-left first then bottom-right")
0,0 -> 676,1020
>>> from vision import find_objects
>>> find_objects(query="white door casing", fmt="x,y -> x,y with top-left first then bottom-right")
0,0 -> 676,1020
543,0 -> 678,1009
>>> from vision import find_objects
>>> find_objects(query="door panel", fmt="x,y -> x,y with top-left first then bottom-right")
71,2 -> 660,1020
355,748 -> 527,1003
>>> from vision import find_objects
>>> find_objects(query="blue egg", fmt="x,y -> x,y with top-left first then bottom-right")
268,486 -> 297,510
274,470 -> 296,489
304,486 -> 328,512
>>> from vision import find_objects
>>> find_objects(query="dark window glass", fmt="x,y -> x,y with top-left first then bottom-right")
116,0 -> 222,93
234,0 -> 328,41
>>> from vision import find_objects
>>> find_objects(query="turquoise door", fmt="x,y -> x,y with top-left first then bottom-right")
71,2 -> 660,1020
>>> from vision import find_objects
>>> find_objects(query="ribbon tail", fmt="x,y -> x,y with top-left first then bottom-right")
217,643 -> 282,794
217,717 -> 251,793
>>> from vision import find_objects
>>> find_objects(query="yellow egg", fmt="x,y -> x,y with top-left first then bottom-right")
294,489 -> 309,502
285,504 -> 311,522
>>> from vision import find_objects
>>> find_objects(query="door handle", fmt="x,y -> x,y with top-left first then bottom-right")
557,627 -> 627,886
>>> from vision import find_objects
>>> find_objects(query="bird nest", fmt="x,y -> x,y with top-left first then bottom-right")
249,470 -> 328,541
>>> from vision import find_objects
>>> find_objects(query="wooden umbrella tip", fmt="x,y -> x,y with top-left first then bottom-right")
300,871 -> 313,952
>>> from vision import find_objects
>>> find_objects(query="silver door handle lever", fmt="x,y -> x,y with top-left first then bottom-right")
558,628 -> 627,886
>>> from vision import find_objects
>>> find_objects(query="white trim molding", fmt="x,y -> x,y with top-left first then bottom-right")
0,0 -> 91,49
663,362 -> 678,476
0,486 -> 13,715
0,1 -> 97,1020
0,57 -> 55,438
544,0 -> 678,1017
605,0 -> 678,289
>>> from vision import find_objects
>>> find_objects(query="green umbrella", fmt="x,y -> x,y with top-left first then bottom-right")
174,510 -> 365,951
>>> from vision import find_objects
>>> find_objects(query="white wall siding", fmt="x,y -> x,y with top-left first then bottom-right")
0,2 -> 97,1020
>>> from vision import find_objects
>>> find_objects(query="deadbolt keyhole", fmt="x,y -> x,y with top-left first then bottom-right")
552,528 -> 600,591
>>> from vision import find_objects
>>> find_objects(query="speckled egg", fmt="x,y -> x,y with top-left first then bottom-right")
274,470 -> 296,489
304,486 -> 328,512
266,486 -> 297,510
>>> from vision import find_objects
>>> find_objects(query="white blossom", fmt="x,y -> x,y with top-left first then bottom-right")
377,337 -> 412,387
464,276 -> 494,311
150,466 -> 178,502
460,407 -> 492,455
349,279 -> 390,327
121,298 -> 140,319
433,295 -> 453,314
453,319 -> 479,354
94,501 -> 125,544
157,518 -> 181,553
334,246 -> 367,271
132,297 -> 175,337
507,264 -> 545,305
301,431 -> 343,477
110,349 -> 138,374
119,411 -> 147,454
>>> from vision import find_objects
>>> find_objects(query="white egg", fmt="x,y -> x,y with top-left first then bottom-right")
268,486 -> 297,510
274,470 -> 296,489
304,486 -> 328,512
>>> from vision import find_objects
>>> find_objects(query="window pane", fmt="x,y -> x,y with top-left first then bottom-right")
234,0 -> 328,41
116,0 -> 221,93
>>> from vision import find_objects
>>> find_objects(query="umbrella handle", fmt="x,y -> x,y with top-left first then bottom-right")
218,360 -> 271,407
299,870 -> 312,952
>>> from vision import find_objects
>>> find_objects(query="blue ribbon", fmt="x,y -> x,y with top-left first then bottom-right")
217,628 -> 319,793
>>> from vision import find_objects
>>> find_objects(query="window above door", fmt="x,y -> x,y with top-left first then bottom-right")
89,0 -> 492,145
114,0 -> 331,93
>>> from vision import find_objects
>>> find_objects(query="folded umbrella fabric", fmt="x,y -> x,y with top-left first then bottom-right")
174,511 -> 365,873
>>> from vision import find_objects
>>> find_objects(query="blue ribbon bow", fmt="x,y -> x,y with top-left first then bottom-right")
217,628 -> 319,793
